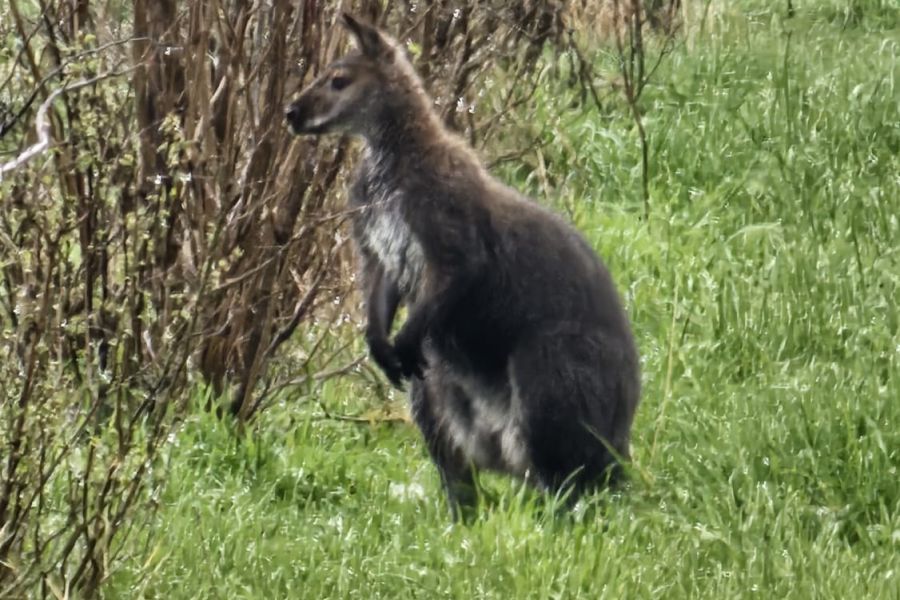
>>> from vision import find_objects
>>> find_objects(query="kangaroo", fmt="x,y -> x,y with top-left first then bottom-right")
286,14 -> 641,518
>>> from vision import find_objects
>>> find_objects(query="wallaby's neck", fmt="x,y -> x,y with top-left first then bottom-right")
358,58 -> 485,187
362,99 -> 444,160
358,59 -> 476,171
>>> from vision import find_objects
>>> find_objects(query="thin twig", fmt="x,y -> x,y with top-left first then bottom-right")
0,37 -> 148,140
251,355 -> 367,416
308,412 -> 409,425
0,67 -> 138,179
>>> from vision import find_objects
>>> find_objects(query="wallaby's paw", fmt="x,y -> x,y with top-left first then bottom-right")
393,329 -> 427,380
367,337 -> 405,389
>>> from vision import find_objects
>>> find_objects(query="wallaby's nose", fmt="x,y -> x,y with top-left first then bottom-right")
285,103 -> 306,134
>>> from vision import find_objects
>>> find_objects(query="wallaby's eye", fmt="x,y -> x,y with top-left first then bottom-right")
331,75 -> 352,91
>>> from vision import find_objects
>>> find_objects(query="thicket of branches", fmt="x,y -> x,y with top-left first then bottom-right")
0,0 -> 679,595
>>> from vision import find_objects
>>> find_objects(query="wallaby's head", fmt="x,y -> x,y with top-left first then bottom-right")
285,14 -> 426,138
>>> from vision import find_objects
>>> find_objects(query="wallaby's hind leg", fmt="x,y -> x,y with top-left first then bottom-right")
409,377 -> 476,520
511,329 -> 638,502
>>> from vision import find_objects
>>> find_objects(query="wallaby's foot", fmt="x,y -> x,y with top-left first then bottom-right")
445,478 -> 478,523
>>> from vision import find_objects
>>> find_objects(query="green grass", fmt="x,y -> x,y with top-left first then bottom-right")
105,5 -> 899,598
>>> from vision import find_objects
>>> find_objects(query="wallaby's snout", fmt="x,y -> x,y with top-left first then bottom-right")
284,99 -> 314,135
285,89 -> 334,136
284,102 -> 303,133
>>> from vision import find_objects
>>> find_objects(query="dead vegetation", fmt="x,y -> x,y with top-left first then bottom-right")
0,0 -> 618,594
568,0 -> 682,39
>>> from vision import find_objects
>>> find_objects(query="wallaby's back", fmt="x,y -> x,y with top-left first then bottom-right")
286,14 -> 640,515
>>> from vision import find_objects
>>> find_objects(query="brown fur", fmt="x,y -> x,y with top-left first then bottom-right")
286,14 -> 640,518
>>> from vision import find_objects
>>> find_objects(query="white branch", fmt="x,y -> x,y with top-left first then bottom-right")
0,67 -> 137,181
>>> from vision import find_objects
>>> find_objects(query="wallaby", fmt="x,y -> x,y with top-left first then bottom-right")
286,14 -> 641,517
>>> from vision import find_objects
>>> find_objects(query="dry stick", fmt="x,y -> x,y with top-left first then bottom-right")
0,37 -> 148,140
0,68 -> 137,179
264,267 -> 328,359
631,96 -> 651,222
476,49 -> 538,142
7,0 -> 48,93
611,0 -> 652,222
0,12 -> 44,90
252,355 -> 367,418
7,383 -> 109,570
309,412 -> 409,425
569,33 -> 609,117
0,235 -> 60,566
0,2 -> 51,127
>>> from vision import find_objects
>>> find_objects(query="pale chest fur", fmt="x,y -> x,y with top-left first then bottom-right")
350,149 -> 425,299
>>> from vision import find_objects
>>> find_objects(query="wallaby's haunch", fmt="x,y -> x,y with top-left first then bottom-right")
286,14 -> 640,517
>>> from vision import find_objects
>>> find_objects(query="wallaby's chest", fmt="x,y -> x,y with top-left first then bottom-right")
351,157 -> 424,297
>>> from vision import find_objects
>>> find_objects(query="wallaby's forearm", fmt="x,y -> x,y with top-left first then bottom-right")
365,262 -> 401,342
364,262 -> 404,387
393,263 -> 481,378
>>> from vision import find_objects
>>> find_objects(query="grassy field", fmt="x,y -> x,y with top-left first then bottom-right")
106,4 -> 899,598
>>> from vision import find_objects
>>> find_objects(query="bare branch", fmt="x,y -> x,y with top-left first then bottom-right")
0,37 -> 149,140
0,68 -> 138,179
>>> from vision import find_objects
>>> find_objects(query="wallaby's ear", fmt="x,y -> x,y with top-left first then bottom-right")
341,13 -> 391,59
